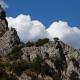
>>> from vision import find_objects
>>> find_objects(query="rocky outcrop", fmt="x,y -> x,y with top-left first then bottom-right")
0,27 -> 20,56
21,40 -> 80,80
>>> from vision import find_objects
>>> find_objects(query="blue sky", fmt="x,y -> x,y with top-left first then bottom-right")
5,0 -> 80,28
1,0 -> 79,48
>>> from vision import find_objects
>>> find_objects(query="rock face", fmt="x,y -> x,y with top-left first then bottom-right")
0,19 -> 8,31
0,17 -> 80,80
21,40 -> 80,80
0,25 -> 20,56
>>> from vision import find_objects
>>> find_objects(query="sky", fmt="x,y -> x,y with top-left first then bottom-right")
0,0 -> 80,49
5,0 -> 80,28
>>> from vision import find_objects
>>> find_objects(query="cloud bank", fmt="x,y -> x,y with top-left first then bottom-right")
7,14 -> 80,49
0,0 -> 8,9
47,21 -> 80,48
7,14 -> 49,43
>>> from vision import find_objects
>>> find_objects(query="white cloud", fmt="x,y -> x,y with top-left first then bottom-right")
47,21 -> 80,48
7,14 -> 80,49
7,14 -> 49,43
0,0 -> 8,9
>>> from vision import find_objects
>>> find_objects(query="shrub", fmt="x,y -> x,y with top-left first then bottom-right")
35,38 -> 49,47
53,74 -> 62,80
8,74 -> 18,80
52,57 -> 64,72
0,63 -> 8,80
7,46 -> 23,60
0,62 -> 5,71
10,60 -> 30,76
53,37 -> 59,42
69,70 -> 79,80
26,41 -> 34,47
9,55 -> 43,76
30,55 -> 43,74
26,38 -> 49,47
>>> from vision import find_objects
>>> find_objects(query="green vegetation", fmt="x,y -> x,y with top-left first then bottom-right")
29,55 -> 43,73
26,41 -> 34,47
0,62 -> 5,70
0,73 -> 18,80
26,38 -> 49,47
7,46 -> 23,60
53,74 -> 62,80
35,38 -> 49,47
10,60 -> 29,76
69,70 -> 79,80
10,55 -> 43,76
51,56 -> 64,72
0,60 -> 18,80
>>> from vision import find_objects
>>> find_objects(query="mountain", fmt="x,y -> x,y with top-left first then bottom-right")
0,19 -> 80,80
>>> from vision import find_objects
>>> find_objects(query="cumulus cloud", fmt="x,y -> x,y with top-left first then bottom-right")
0,0 -> 8,9
7,14 -> 80,49
47,21 -> 80,48
7,14 -> 49,43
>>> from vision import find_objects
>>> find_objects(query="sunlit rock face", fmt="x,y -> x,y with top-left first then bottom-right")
0,26 -> 20,56
20,38 -> 80,80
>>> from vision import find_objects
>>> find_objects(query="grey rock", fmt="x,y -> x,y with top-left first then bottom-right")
0,28 -> 20,56
21,40 -> 80,80
19,73 -> 32,80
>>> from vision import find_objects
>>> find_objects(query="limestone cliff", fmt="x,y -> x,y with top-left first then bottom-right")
0,20 -> 80,80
